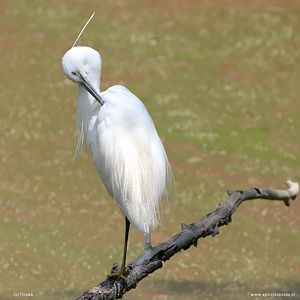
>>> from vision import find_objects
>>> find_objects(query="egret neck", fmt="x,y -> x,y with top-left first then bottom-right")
76,77 -> 101,125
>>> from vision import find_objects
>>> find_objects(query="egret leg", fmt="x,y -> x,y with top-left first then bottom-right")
107,217 -> 130,283
144,231 -> 152,251
120,217 -> 130,274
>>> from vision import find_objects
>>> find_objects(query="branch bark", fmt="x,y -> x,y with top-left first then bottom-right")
75,180 -> 299,300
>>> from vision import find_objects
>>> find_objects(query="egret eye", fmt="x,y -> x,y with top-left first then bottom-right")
71,71 -> 77,76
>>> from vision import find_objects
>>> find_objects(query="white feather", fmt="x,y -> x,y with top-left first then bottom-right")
92,86 -> 174,233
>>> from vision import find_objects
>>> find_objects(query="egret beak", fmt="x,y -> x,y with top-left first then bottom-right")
78,73 -> 104,106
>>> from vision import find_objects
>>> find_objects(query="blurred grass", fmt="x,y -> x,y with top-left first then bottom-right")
0,1 -> 300,299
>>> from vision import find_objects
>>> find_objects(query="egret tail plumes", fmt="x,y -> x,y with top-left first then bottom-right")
107,131 -> 173,234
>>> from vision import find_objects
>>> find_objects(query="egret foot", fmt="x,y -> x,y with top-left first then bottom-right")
107,267 -> 130,284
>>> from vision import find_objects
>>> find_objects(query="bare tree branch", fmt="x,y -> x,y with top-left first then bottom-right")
75,180 -> 299,300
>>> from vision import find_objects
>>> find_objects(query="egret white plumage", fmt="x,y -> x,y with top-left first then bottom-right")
62,15 -> 175,282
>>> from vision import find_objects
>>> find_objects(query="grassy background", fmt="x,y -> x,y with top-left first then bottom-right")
0,1 -> 299,299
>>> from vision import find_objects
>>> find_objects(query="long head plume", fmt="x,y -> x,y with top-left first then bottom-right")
72,12 -> 95,48
70,12 -> 95,165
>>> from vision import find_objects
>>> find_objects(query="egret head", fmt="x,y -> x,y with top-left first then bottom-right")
62,46 -> 104,106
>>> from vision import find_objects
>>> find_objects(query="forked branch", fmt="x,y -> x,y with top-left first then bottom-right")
75,180 -> 299,300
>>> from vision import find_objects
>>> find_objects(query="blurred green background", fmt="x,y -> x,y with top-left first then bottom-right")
0,1 -> 299,299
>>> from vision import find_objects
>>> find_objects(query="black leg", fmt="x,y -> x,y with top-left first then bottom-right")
120,217 -> 130,274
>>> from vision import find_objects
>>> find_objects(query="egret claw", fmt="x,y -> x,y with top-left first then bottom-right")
107,267 -> 130,284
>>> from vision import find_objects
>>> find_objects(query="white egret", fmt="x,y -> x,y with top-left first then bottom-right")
62,16 -> 175,282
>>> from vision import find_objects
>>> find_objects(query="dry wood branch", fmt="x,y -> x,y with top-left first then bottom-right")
75,180 -> 299,300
